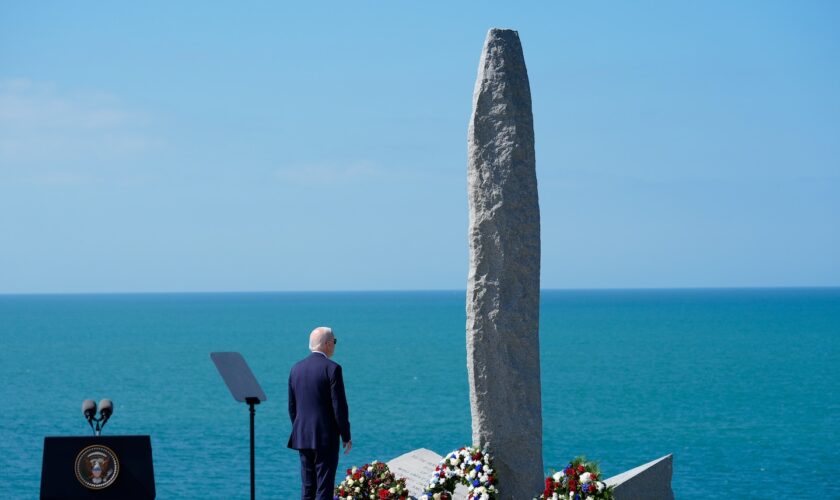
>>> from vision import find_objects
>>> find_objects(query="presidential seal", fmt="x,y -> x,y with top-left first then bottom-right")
74,444 -> 119,489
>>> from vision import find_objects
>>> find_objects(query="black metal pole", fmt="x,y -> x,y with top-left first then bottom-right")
246,397 -> 260,500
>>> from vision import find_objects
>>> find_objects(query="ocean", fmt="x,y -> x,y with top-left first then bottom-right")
1,288 -> 838,499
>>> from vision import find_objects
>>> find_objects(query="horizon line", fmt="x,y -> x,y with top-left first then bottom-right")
1,285 -> 838,297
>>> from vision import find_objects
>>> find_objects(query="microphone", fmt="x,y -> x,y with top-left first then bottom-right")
81,398 -> 115,436
82,399 -> 97,420
98,399 -> 113,427
82,399 -> 97,432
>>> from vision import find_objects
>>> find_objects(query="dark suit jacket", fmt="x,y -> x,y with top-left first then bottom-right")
287,352 -> 351,450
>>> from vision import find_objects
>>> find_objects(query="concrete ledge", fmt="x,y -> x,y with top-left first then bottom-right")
605,454 -> 674,500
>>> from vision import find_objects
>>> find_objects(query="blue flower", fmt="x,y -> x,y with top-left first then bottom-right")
475,464 -> 483,472
473,479 -> 480,487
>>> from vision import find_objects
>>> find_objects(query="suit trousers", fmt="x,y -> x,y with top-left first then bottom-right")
298,443 -> 339,500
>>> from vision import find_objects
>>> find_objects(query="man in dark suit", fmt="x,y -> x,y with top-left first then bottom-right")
288,326 -> 352,500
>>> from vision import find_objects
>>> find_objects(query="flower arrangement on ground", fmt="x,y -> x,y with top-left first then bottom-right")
334,460 -> 409,500
535,457 -> 614,500
421,445 -> 498,500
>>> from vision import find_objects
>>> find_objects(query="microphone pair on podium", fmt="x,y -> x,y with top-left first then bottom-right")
81,398 -> 113,436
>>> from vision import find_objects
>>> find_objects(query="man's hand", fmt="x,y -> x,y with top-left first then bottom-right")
343,440 -> 353,454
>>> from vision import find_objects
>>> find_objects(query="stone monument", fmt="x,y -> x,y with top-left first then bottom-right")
386,27 -> 674,500
466,28 -> 543,499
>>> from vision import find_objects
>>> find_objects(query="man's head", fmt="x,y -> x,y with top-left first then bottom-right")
309,326 -> 336,358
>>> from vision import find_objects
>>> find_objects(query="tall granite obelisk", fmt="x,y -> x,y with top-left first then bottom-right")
466,29 -> 542,499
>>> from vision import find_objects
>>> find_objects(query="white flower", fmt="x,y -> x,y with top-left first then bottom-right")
449,457 -> 460,466
596,481 -> 605,492
569,493 -> 575,500
580,472 -> 592,483
552,471 -> 563,482
389,487 -> 396,494
469,470 -> 477,478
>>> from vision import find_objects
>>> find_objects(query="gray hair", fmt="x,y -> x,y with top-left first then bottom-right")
309,326 -> 333,351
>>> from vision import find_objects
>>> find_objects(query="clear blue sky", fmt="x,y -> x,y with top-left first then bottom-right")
1,1 -> 838,293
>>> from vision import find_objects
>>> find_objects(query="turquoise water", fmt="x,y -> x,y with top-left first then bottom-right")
1,289 -> 838,499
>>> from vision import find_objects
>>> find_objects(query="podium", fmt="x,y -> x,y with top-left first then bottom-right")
40,435 -> 155,500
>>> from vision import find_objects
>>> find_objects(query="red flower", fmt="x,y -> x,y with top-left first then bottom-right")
378,489 -> 389,499
577,465 -> 585,473
568,479 -> 577,491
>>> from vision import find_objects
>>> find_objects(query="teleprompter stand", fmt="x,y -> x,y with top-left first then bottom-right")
211,352 -> 267,500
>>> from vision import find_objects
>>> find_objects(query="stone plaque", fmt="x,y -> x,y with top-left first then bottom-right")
387,448 -> 469,499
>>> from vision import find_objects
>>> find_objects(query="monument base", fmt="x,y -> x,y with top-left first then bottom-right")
387,449 -> 673,500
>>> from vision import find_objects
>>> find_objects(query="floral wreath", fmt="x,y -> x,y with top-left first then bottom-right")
421,445 -> 498,500
334,460 -> 409,500
535,456 -> 614,500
